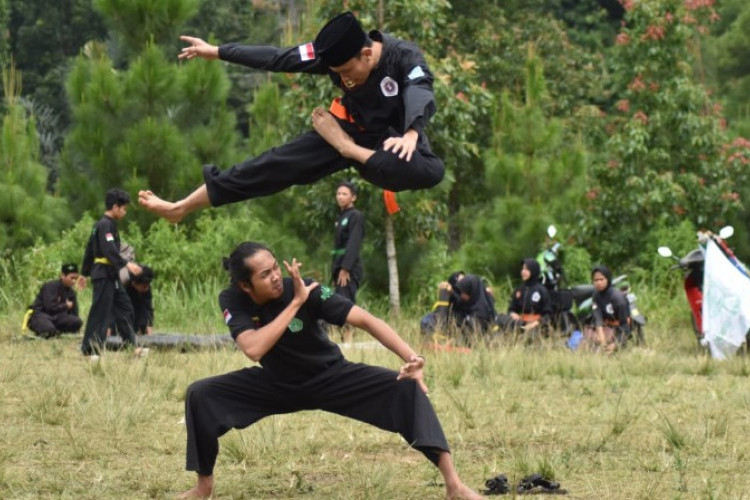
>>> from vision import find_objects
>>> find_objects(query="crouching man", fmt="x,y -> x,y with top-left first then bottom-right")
27,263 -> 83,338
178,241 -> 480,500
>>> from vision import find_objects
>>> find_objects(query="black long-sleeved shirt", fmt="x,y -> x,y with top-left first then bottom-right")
31,280 -> 78,316
218,30 -> 436,136
332,207 -> 364,283
81,215 -> 127,280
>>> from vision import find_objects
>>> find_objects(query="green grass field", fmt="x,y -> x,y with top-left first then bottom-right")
1,306 -> 750,499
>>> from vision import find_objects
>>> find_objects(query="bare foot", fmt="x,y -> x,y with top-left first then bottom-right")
176,474 -> 213,499
311,107 -> 356,158
138,190 -> 185,224
446,482 -> 483,500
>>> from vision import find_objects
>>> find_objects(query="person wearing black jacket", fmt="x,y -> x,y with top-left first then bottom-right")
589,265 -> 631,352
80,189 -> 142,357
139,11 -> 445,224
28,263 -> 83,338
496,259 -> 552,336
126,265 -> 155,335
177,242 -> 481,499
453,274 -> 497,338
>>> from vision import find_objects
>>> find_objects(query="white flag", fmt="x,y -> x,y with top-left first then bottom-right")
702,239 -> 750,359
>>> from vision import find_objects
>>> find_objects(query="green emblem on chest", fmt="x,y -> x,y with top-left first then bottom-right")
289,318 -> 303,333
320,285 -> 334,301
341,217 -> 349,226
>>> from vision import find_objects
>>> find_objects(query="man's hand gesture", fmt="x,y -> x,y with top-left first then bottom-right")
178,36 -> 219,61
283,258 -> 318,307
397,355 -> 429,394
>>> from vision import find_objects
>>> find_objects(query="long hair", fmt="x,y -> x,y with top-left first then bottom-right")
223,242 -> 273,285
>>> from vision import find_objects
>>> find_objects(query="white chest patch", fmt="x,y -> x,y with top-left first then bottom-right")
380,76 -> 399,97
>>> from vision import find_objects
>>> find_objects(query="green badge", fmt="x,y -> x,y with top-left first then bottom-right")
289,318 -> 303,333
341,217 -> 349,226
320,285 -> 334,301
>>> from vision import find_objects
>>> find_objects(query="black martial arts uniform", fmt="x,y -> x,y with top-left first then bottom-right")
202,30 -> 444,206
591,266 -> 631,346
453,274 -> 497,334
331,206 -> 364,302
127,285 -> 153,335
184,279 -> 449,476
80,215 -> 136,355
496,259 -> 552,333
28,280 -> 83,338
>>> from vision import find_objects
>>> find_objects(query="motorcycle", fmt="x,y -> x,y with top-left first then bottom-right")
658,225 -> 735,344
537,225 -> 646,345
536,225 -> 577,336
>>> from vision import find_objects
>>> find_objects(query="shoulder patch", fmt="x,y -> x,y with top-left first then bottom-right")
223,308 -> 233,324
105,232 -> 114,242
408,65 -> 425,80
298,42 -> 315,62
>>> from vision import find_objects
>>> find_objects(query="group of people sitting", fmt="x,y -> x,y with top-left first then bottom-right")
23,260 -> 155,339
421,259 -> 633,352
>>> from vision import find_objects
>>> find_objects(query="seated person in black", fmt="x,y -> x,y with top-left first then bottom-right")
496,259 -> 552,335
126,265 -> 154,335
452,274 -> 497,338
585,265 -> 630,353
27,263 -> 83,338
420,270 -> 465,336
177,242 -> 481,500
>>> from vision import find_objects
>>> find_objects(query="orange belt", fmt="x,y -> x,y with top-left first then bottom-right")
522,313 -> 541,322
605,317 -> 630,326
329,97 -> 355,123
328,97 -> 400,215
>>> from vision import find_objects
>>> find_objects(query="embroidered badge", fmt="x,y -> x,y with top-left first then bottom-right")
606,303 -> 615,315
252,316 -> 261,328
223,308 -> 233,324
320,285 -> 334,301
289,318 -> 303,333
341,217 -> 349,227
380,76 -> 399,97
531,291 -> 541,302
408,66 -> 425,80
105,232 -> 114,242
298,42 -> 315,61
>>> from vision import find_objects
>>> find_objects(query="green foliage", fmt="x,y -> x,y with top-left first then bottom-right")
583,0 -> 750,266
6,0 -> 108,128
61,31 -> 238,225
458,53 -> 589,279
93,0 -> 199,59
0,65 -> 70,255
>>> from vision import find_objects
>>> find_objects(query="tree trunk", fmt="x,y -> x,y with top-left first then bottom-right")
385,215 -> 400,319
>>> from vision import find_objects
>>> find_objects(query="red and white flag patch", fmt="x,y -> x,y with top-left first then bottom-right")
298,42 -> 315,62
105,232 -> 114,242
223,308 -> 233,324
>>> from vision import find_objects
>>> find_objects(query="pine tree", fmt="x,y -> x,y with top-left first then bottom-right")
0,63 -> 70,255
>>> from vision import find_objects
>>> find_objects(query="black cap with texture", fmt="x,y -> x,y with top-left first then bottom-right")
61,263 -> 78,275
314,12 -> 367,67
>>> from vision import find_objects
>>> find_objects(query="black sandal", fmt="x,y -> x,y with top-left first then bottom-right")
483,474 -> 510,495
517,473 -> 568,495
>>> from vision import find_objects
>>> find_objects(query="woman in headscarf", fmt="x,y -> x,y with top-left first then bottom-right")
496,259 -> 552,337
452,274 -> 497,339
419,270 -> 465,337
585,265 -> 630,353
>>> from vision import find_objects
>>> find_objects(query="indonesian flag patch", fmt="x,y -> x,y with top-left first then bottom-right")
105,232 -> 114,242
223,308 -> 233,325
298,42 -> 315,62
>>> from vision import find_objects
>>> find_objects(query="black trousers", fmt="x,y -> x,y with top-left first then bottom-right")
203,123 -> 445,207
81,278 -> 136,355
29,312 -> 83,338
184,360 -> 450,476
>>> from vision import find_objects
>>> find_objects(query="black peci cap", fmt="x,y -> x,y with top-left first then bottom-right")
314,12 -> 367,67
61,263 -> 78,275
